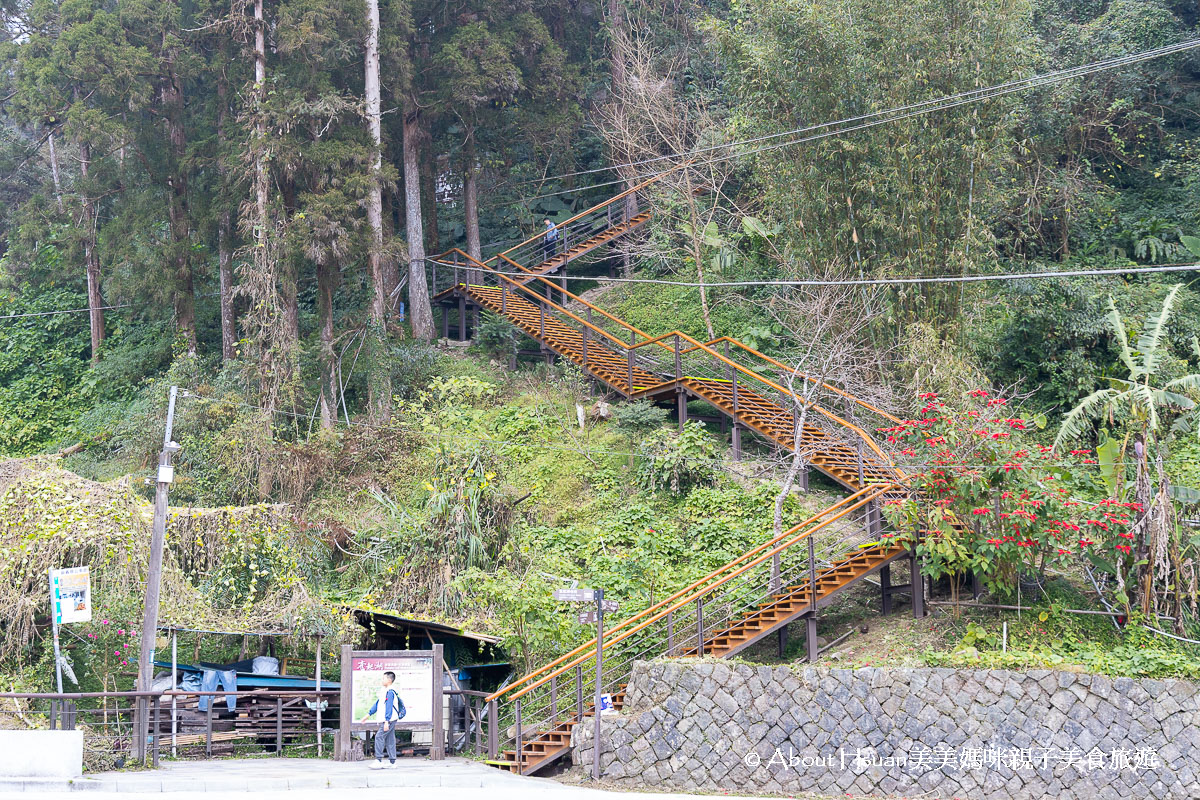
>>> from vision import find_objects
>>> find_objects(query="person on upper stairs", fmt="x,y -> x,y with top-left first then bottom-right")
542,218 -> 559,262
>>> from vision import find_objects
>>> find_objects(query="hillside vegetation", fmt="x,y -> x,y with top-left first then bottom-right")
2,0 -> 1200,690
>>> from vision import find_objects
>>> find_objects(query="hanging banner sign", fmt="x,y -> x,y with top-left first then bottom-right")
50,567 -> 92,625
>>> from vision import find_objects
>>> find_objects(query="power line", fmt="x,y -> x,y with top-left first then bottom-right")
0,302 -> 135,321
518,38 -> 1200,188
176,391 -> 1140,472
502,38 -> 1200,206
8,261 -> 1197,324
455,262 -> 1200,288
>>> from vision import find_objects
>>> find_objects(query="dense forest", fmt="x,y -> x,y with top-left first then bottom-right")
3,0 -> 1200,690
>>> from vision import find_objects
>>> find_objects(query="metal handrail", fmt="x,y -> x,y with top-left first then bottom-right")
488,167 -> 678,266
480,487 -> 880,704
428,252 -> 902,477
488,483 -> 897,704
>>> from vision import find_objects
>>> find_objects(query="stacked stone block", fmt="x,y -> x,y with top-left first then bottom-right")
574,660 -> 1199,799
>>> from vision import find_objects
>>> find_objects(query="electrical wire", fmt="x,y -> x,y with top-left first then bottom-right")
0,302 -> 135,321
517,38 -> 1200,187
449,262 -> 1200,288
173,391 -> 1142,472
501,38 -> 1200,205
7,261 -> 1198,324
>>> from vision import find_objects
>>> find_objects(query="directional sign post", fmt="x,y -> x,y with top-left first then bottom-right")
552,588 -> 597,603
553,586 -> 612,781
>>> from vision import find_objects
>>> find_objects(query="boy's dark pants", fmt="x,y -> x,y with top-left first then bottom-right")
374,722 -> 397,762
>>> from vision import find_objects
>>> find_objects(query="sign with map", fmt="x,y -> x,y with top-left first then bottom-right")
50,567 -> 91,625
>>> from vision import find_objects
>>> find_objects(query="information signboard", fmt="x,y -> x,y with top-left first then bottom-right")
337,645 -> 444,761
50,567 -> 91,625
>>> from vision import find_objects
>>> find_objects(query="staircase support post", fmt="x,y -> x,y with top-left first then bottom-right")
550,675 -> 558,724
501,282 -> 507,314
441,306 -> 449,340
458,297 -> 468,342
856,440 -> 865,488
514,698 -> 523,776
575,664 -> 584,721
487,699 -> 497,759
867,500 -> 882,539
732,424 -> 742,461
673,335 -> 682,381
581,327 -> 589,369
805,616 -> 819,663
677,390 -> 687,432
696,596 -> 704,657
880,564 -> 893,615
539,305 -> 546,341
626,345 -> 635,397
911,549 -> 926,619
777,626 -> 788,658
808,537 -> 817,612
666,611 -> 673,655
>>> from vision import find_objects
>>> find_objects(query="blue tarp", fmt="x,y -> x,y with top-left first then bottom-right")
153,660 -> 339,690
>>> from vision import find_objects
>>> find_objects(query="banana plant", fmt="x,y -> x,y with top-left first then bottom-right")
1055,284 -> 1200,452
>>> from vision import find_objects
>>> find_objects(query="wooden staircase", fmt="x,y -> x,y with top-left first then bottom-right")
427,181 -> 925,776
682,544 -> 907,659
522,211 -> 653,279
494,686 -> 627,774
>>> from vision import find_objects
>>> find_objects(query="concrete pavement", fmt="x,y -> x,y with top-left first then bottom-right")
5,757 -> 830,798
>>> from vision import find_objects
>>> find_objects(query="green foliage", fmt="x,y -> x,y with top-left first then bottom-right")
474,312 -> 521,359
0,285 -> 93,455
637,421 -> 719,495
881,391 -> 1135,597
1055,284 -> 1200,449
612,399 -> 669,436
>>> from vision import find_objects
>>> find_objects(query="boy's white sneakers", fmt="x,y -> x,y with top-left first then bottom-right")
368,759 -> 385,770
387,761 -> 399,769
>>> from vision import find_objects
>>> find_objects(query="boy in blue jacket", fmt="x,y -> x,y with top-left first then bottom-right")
360,671 -> 403,768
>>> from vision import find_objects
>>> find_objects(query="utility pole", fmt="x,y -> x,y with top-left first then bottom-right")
593,588 -> 604,782
134,386 -> 182,763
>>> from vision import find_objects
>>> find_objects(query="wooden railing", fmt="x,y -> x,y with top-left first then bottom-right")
427,248 -> 904,476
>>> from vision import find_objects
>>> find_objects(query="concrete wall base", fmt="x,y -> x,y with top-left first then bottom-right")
0,730 -> 84,778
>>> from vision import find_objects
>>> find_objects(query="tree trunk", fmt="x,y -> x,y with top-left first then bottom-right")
254,0 -> 268,233
78,138 -> 105,363
47,130 -> 64,214
419,117 -> 438,254
217,69 -> 236,361
683,171 -> 715,340
252,0 -> 275,500
1133,433 -> 1152,614
163,50 -> 196,356
403,108 -> 435,341
279,178 -> 299,347
381,186 -> 401,317
463,129 -> 481,262
608,0 -> 634,277
364,0 -> 393,421
317,258 -> 337,430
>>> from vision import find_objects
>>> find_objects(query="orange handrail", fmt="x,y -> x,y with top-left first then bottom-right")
490,166 -> 683,267
429,250 -> 902,477
685,337 -> 904,426
480,487 -> 877,702
486,482 -> 898,704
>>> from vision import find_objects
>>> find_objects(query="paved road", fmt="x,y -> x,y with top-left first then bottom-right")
8,757 -> 825,798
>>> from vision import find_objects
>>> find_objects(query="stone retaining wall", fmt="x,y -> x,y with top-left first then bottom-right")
574,660 -> 1200,799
